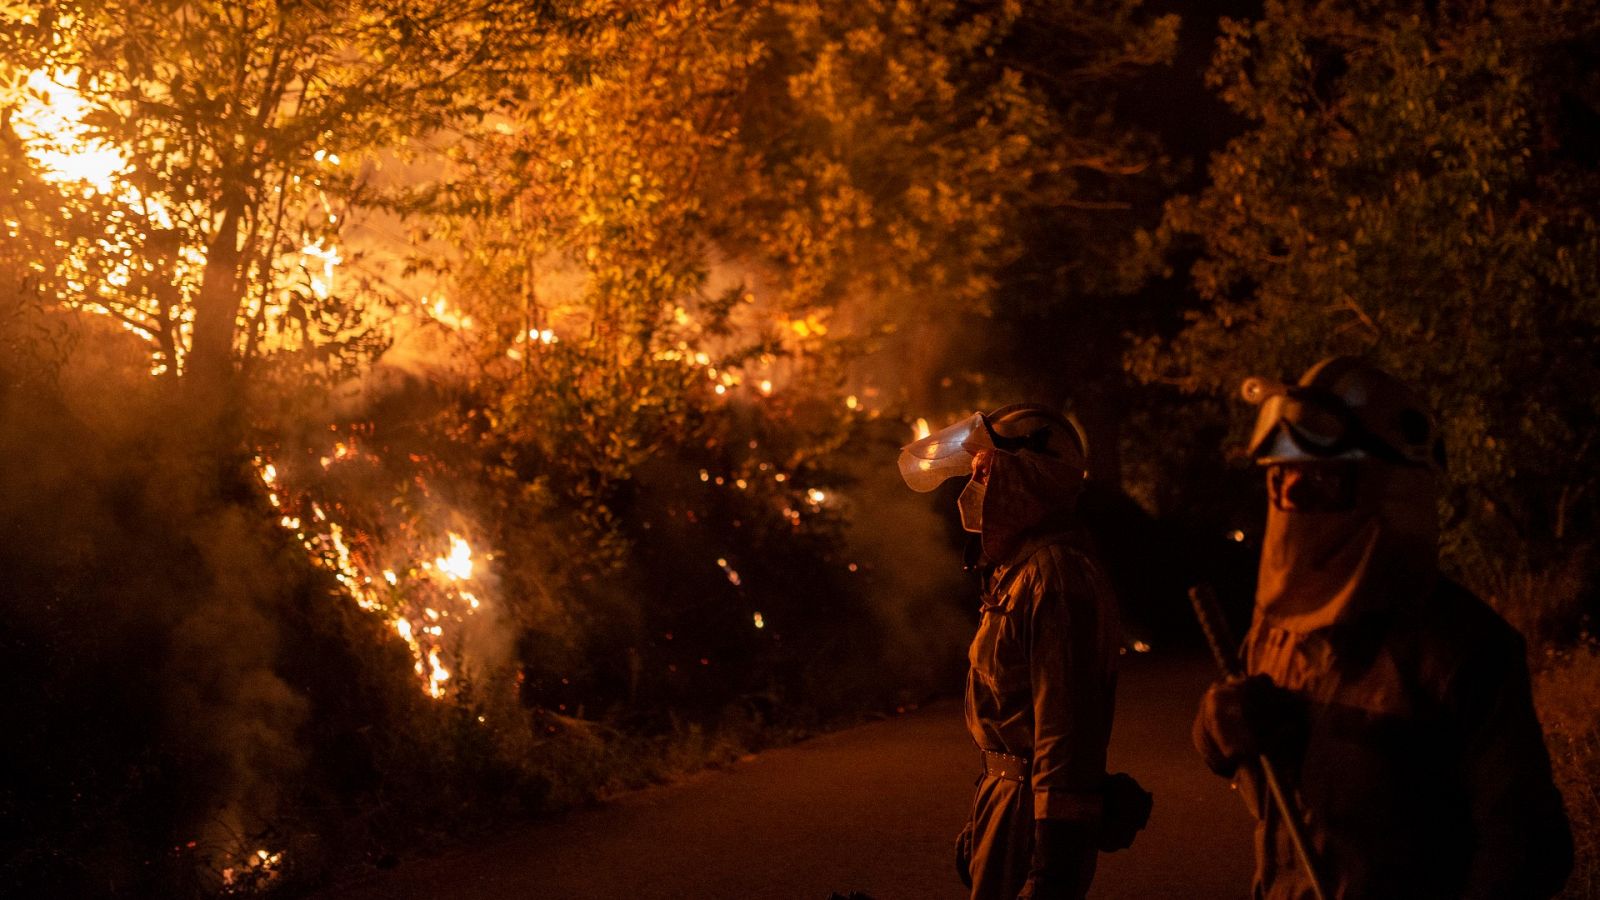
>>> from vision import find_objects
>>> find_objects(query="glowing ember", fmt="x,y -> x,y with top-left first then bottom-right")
912,417 -> 932,441
220,846 -> 285,889
806,488 -> 828,505
753,611 -> 765,629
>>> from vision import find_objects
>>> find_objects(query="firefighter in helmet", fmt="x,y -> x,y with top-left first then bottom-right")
1194,357 -> 1572,899
900,403 -> 1149,900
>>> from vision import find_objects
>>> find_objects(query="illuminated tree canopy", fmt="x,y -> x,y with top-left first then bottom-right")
1133,0 -> 1600,602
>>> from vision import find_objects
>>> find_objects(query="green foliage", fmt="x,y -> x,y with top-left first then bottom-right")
1132,0 -> 1600,594
739,0 -> 1177,327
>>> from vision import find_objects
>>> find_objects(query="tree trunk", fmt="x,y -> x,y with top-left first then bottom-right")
186,193 -> 245,414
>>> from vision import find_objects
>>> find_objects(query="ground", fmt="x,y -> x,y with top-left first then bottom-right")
314,653 -> 1254,899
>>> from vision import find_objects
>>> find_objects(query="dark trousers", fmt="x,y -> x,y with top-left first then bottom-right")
966,774 -> 1034,900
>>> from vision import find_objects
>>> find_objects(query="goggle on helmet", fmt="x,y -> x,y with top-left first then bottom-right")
898,403 -> 1088,492
1242,356 -> 1445,469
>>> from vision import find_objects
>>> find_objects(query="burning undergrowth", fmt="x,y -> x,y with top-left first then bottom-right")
0,298 -> 969,896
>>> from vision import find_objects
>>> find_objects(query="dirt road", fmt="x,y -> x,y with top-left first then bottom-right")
317,653 -> 1253,899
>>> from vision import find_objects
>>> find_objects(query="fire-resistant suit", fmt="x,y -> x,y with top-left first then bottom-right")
963,528 -> 1122,900
1195,358 -> 1573,900
901,404 -> 1142,900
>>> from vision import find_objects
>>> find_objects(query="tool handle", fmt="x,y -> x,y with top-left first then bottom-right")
1187,585 -> 1241,676
1258,755 -> 1328,900
1187,585 -> 1329,900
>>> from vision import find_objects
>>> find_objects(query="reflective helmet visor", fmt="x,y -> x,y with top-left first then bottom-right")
898,412 -> 995,492
1246,389 -> 1358,463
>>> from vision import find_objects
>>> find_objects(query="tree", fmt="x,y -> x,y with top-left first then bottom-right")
0,0 -> 588,408
1132,0 -> 1600,625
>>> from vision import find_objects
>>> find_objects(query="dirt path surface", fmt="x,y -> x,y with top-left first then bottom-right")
316,653 -> 1253,899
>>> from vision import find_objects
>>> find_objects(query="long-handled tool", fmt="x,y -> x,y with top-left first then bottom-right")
1188,585 -> 1329,900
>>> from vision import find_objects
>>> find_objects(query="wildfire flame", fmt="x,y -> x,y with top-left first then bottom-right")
434,533 -> 474,581
300,240 -> 343,300
426,296 -> 473,330
7,68 -> 129,193
255,453 -> 487,700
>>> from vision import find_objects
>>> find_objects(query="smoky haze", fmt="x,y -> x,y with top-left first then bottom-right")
0,327 -> 311,890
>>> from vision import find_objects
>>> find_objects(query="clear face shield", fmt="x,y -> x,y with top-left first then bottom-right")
897,413 -> 995,492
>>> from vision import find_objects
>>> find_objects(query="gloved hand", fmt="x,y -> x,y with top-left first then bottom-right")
1192,674 -> 1304,777
1098,772 -> 1153,851
1015,819 -> 1095,900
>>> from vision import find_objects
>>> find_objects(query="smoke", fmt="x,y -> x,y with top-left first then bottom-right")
159,505 -> 309,869
0,322 -> 314,893
845,464 -> 971,696
835,420 -> 972,698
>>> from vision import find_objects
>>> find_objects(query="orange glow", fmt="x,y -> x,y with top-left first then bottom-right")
434,533 -> 475,581
254,455 -> 488,700
7,69 -> 128,193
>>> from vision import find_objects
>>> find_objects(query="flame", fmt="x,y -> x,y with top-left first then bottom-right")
254,454 -> 488,700
787,313 -> 828,339
426,648 -> 450,698
7,69 -> 129,193
434,533 -> 474,581
8,62 -> 354,370
300,239 -> 343,300
426,296 -> 473,330
220,846 -> 285,889
912,417 -> 931,441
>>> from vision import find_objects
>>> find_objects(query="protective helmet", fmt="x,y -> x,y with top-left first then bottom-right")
1242,356 -> 1444,468
898,402 -> 1088,492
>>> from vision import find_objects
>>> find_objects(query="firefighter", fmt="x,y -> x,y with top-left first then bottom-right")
1194,357 -> 1573,899
899,404 -> 1150,900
